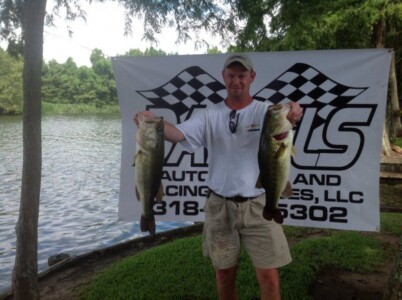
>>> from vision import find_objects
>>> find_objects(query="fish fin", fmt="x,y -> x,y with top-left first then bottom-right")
291,145 -> 296,156
273,209 -> 284,224
274,143 -> 287,159
135,187 -> 141,201
281,181 -> 293,198
132,150 -> 141,166
255,174 -> 263,188
155,183 -> 164,203
263,207 -> 284,224
140,215 -> 156,236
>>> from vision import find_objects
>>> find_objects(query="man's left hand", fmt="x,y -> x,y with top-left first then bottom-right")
287,102 -> 303,127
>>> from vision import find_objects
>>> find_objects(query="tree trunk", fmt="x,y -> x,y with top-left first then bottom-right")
372,18 -> 385,48
12,1 -> 47,299
388,52 -> 401,138
372,16 -> 396,155
382,124 -> 392,157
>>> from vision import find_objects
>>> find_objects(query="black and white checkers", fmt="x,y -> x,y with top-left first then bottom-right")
136,63 -> 368,127
137,66 -> 226,122
253,63 -> 368,127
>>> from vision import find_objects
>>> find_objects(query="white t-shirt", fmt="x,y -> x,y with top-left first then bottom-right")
176,100 -> 270,197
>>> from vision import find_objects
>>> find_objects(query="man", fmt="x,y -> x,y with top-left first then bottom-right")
134,53 -> 303,300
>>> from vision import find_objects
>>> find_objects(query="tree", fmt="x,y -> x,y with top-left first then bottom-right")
124,47 -> 169,57
89,49 -> 117,105
41,59 -> 65,103
10,1 -> 47,299
41,56 -> 115,105
207,46 -> 222,54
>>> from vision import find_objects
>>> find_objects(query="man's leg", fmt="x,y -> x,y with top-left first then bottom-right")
216,266 -> 238,300
255,268 -> 280,300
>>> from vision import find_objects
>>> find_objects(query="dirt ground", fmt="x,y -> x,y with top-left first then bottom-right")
310,234 -> 400,300
1,223 -> 400,300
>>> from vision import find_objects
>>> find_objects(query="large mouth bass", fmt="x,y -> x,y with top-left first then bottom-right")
134,113 -> 164,235
257,104 -> 295,224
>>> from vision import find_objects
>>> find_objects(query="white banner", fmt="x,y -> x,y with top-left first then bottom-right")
112,49 -> 391,231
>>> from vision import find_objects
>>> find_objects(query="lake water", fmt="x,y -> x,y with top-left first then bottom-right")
0,114 -> 186,293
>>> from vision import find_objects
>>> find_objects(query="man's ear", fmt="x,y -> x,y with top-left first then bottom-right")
251,70 -> 256,81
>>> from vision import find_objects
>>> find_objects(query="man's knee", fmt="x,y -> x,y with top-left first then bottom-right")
216,267 -> 237,286
256,268 -> 279,287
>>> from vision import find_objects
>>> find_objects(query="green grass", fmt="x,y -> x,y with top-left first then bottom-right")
380,212 -> 402,235
42,102 -> 120,115
80,236 -> 217,300
79,213 -> 402,300
280,231 -> 386,300
394,137 -> 402,147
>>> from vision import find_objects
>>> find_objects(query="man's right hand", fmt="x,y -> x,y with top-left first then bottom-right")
133,111 -> 185,143
133,111 -> 155,127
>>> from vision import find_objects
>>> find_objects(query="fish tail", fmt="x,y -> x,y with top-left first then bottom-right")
263,207 -> 284,224
140,215 -> 156,236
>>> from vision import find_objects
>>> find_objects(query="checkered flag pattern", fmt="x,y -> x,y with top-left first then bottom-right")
253,63 -> 368,126
137,66 -> 226,122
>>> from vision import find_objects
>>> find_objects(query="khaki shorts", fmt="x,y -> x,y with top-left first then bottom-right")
202,192 -> 292,270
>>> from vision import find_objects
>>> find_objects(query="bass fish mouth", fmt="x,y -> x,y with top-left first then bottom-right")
273,131 -> 289,141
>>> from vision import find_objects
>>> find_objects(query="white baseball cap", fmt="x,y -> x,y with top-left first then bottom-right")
223,53 -> 254,70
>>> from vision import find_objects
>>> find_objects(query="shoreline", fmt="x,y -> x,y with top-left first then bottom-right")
0,223 -> 204,300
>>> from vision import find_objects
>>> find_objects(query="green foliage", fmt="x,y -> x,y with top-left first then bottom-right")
40,46 -> 177,111
120,0 -> 237,46
394,137 -> 402,147
232,0 -> 402,51
42,102 -> 120,115
0,1 -> 23,57
206,46 -> 222,54
40,46 -> 177,110
41,49 -> 118,107
0,48 -> 22,114
230,0 -> 402,94
124,46 -> 169,57
0,45 -> 219,116
0,46 -> 165,115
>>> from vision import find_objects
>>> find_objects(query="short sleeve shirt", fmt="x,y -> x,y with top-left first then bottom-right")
176,100 -> 270,197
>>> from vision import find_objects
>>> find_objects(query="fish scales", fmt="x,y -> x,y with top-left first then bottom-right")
134,113 -> 164,235
257,104 -> 294,224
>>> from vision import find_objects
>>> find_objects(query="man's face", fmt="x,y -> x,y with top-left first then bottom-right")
222,63 -> 256,100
